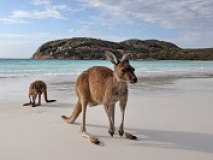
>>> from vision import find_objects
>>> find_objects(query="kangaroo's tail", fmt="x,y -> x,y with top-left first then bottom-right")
23,102 -> 31,106
43,90 -> 56,103
61,99 -> 82,124
46,99 -> 56,103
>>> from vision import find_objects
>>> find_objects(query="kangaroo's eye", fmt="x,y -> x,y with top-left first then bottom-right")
121,69 -> 126,72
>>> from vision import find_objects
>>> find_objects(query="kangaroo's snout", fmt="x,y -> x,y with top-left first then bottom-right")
131,77 -> 137,83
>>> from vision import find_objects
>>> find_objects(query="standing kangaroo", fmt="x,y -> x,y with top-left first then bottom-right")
61,51 -> 137,145
23,80 -> 56,107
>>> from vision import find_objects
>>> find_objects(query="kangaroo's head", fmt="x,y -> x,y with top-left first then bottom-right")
106,51 -> 137,84
34,83 -> 43,94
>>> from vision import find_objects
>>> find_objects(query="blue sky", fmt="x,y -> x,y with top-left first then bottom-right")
0,0 -> 213,58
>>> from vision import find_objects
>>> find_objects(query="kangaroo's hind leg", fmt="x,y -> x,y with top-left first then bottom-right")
23,95 -> 33,106
80,98 -> 101,145
30,94 -> 37,107
119,96 -> 137,140
37,94 -> 41,106
104,103 -> 115,137
32,94 -> 41,107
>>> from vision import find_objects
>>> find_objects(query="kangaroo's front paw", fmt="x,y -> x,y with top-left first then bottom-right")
118,129 -> 124,137
108,129 -> 114,137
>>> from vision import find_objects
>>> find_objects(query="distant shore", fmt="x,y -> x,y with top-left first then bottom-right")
32,37 -> 213,60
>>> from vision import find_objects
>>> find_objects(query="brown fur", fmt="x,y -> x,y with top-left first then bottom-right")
23,80 -> 56,107
61,51 -> 137,145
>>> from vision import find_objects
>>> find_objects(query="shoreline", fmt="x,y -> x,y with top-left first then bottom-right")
1,74 -> 213,102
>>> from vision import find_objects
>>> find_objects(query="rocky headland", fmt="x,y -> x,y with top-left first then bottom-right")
32,37 -> 213,60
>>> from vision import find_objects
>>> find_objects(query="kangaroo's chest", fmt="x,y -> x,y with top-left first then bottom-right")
111,82 -> 128,103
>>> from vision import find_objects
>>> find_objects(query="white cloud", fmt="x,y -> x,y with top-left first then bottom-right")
77,0 -> 213,31
0,18 -> 27,24
174,31 -> 213,48
11,2 -> 68,19
0,0 -> 69,24
75,0 -> 213,48
12,10 -> 32,18
32,0 -> 51,6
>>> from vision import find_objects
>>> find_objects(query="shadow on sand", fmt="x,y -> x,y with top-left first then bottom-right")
130,128 -> 213,154
71,123 -> 213,153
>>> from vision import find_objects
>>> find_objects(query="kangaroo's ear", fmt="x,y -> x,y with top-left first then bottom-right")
105,51 -> 119,65
121,53 -> 130,61
34,84 -> 39,90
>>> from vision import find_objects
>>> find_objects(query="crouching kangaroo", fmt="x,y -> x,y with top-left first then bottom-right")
61,51 -> 137,145
23,80 -> 56,107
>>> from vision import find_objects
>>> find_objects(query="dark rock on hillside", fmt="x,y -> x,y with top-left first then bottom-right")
31,37 -> 213,60
121,39 -> 179,49
32,37 -> 124,60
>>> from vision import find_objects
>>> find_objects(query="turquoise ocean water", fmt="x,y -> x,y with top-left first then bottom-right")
1,59 -> 213,101
0,59 -> 213,79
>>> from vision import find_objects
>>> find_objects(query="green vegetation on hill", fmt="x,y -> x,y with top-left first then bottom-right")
32,37 -> 213,60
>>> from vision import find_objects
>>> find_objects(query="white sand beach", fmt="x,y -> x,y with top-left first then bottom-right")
0,76 -> 213,160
